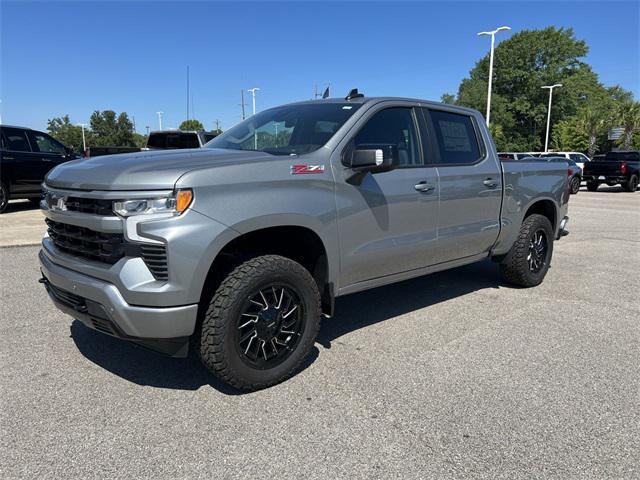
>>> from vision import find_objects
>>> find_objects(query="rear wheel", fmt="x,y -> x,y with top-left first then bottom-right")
569,176 -> 581,194
0,183 -> 8,214
500,214 -> 554,287
199,255 -> 321,391
586,181 -> 599,192
622,174 -> 638,192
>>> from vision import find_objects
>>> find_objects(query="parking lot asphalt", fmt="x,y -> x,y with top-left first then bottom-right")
0,201 -> 45,247
1,188 -> 639,479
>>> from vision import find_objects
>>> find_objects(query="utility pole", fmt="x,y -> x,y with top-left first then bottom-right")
542,84 -> 563,152
477,26 -> 511,127
145,125 -> 150,136
156,111 -> 164,130
239,89 -> 247,120
186,66 -> 190,121
214,119 -> 221,131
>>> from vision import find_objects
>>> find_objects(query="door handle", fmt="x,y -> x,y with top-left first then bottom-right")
3,156 -> 15,160
483,178 -> 499,189
42,158 -> 53,162
414,181 -> 435,193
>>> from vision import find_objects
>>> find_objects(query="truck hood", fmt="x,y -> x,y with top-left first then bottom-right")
45,148 -> 273,191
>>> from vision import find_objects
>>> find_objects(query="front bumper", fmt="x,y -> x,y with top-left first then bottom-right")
40,250 -> 197,356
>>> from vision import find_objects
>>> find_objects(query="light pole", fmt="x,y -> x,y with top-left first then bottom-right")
542,84 -> 562,152
247,87 -> 260,115
76,123 -> 87,153
477,26 -> 510,127
156,111 -> 164,130
247,88 -> 260,149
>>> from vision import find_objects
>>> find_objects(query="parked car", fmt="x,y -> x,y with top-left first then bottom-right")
85,146 -> 142,158
538,151 -> 591,171
146,130 -> 219,150
532,156 -> 582,194
39,94 -> 569,390
498,152 -> 537,160
0,125 -> 79,213
583,151 -> 640,192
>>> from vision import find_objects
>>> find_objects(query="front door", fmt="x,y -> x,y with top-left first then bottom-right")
334,105 -> 439,288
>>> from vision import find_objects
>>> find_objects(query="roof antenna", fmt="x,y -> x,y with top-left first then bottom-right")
345,88 -> 364,100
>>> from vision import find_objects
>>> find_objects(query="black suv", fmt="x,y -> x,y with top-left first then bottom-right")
0,125 -> 78,213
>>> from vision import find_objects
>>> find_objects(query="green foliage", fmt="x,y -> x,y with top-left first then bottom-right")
450,26 -> 631,153
615,100 -> 640,150
179,119 -> 205,131
47,115 -> 90,153
132,132 -> 148,148
89,110 -> 135,147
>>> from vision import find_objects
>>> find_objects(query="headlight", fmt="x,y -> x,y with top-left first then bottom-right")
113,189 -> 193,217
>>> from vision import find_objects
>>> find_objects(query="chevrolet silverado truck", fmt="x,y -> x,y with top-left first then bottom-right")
39,93 -> 570,390
583,151 -> 639,192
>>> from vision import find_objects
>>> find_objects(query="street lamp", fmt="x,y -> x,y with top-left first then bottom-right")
156,111 -> 164,130
76,123 -> 87,154
477,25 -> 511,127
247,88 -> 260,149
541,84 -> 563,152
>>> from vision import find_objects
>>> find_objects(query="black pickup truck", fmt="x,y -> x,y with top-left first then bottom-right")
583,151 -> 640,192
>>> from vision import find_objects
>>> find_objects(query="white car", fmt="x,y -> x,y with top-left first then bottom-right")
537,151 -> 590,171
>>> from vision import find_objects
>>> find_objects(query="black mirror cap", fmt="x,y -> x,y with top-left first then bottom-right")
343,143 -> 399,174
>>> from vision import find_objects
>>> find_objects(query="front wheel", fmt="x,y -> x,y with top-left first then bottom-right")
199,255 -> 321,391
622,174 -> 638,192
586,181 -> 599,192
569,176 -> 581,194
500,214 -> 554,287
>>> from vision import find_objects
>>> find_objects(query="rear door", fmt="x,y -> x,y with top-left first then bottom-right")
1,127 -> 43,194
422,108 -> 502,263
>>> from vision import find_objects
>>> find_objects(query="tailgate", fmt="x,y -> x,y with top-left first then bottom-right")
584,161 -> 622,176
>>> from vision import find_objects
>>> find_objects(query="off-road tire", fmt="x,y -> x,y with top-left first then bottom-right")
199,255 -> 321,391
500,214 -> 554,287
586,181 -> 599,192
0,182 -> 8,214
622,174 -> 638,192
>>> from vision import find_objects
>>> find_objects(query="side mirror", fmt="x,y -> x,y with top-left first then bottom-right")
343,143 -> 399,174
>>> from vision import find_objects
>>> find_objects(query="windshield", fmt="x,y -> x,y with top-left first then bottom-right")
205,103 -> 361,155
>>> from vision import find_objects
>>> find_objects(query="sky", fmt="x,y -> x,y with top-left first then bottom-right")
1,0 -> 638,133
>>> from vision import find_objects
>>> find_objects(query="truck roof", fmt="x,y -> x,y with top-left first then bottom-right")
284,97 -> 480,116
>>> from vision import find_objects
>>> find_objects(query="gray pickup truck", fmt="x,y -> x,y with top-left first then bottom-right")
39,94 -> 569,390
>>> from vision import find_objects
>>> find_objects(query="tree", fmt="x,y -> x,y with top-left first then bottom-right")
447,27 -> 613,151
576,107 -> 607,158
615,100 -> 640,150
179,119 -> 205,131
89,110 -> 135,147
47,115 -> 90,153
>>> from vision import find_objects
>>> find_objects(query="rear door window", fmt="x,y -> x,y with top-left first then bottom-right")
426,110 -> 482,165
2,128 -> 32,152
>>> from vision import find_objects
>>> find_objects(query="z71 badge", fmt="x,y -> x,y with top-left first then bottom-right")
290,164 -> 325,175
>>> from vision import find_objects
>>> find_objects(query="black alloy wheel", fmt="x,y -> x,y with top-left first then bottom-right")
527,229 -> 548,273
236,285 -> 305,369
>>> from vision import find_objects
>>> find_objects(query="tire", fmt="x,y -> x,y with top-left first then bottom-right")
500,214 -> 554,288
622,174 -> 638,192
586,181 -> 599,192
569,176 -> 581,194
0,183 -> 8,214
199,255 -> 321,391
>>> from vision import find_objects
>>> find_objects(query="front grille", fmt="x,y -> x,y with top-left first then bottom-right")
46,218 -> 127,264
64,196 -> 115,216
140,244 -> 169,281
46,219 -> 169,281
